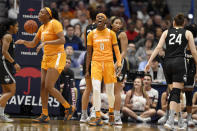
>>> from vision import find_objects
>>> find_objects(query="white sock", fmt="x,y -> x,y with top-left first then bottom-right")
105,83 -> 115,109
82,110 -> 87,116
92,79 -> 101,111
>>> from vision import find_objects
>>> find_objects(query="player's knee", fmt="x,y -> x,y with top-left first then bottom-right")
185,91 -> 193,106
170,88 -> 181,103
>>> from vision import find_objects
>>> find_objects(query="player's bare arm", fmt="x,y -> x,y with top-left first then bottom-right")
15,35 -> 40,48
2,34 -> 14,63
2,34 -> 21,72
119,32 -> 128,60
145,30 -> 168,72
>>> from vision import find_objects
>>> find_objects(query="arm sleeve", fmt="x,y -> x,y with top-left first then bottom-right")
53,20 -> 63,34
87,31 -> 93,46
111,30 -> 118,45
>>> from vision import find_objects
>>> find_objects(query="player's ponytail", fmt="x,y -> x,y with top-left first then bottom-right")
174,13 -> 185,26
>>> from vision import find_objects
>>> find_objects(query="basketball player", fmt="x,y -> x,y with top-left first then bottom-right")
15,7 -> 75,123
86,13 -> 122,126
111,17 -> 128,125
0,19 -> 20,122
158,23 -> 197,127
80,10 -> 97,122
145,14 -> 197,130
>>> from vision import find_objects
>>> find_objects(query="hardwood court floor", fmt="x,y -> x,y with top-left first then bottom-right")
0,118 -> 196,131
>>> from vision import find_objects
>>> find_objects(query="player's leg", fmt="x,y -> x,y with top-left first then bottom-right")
104,61 -> 116,125
114,59 -> 127,125
88,61 -> 103,126
33,68 -> 50,123
81,56 -> 93,122
0,84 -> 15,122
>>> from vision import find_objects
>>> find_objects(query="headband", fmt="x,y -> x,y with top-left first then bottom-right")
96,13 -> 107,20
45,7 -> 52,18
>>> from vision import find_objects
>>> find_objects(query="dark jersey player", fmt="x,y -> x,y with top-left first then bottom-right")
80,10 -> 97,122
0,19 -> 21,122
145,14 -> 197,130
111,17 -> 128,125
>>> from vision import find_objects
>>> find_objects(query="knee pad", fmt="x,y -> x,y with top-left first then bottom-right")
185,91 -> 193,106
170,88 -> 181,103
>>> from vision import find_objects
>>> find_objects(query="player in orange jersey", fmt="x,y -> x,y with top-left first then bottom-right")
15,7 -> 75,123
86,13 -> 122,126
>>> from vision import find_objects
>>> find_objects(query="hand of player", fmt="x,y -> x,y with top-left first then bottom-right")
14,63 -> 21,73
144,62 -> 151,73
36,43 -> 44,53
15,39 -> 25,45
116,66 -> 122,76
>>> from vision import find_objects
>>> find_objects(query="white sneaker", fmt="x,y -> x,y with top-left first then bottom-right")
89,109 -> 96,120
0,114 -> 13,122
142,117 -> 151,123
178,119 -> 187,130
164,119 -> 174,130
158,116 -> 167,124
193,119 -> 197,125
188,119 -> 195,127
114,116 -> 122,125
80,114 -> 89,123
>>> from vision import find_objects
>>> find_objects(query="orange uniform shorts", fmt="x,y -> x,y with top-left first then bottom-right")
41,52 -> 66,74
91,61 -> 117,84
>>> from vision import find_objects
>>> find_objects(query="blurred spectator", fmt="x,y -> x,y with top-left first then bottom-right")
65,46 -> 80,68
60,3 -> 75,19
137,5 -> 150,24
77,51 -> 86,67
118,4 -> 128,22
143,74 -> 159,109
122,77 -> 151,122
59,56 -> 77,116
135,19 -> 143,33
160,19 -> 171,30
136,39 -> 154,62
106,0 -> 121,17
133,27 -> 146,45
153,14 -> 162,27
127,43 -> 138,72
50,2 -> 58,10
138,50 -> 152,71
145,18 -> 154,32
65,25 -> 85,51
126,22 -> 138,43
135,31 -> 155,50
149,57 -> 166,83
74,23 -> 82,38
155,26 -> 163,43
90,0 -> 105,10
75,1 -> 89,18
63,18 -> 70,36
8,0 -> 19,19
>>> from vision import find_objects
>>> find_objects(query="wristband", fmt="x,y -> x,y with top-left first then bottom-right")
12,61 -> 16,66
